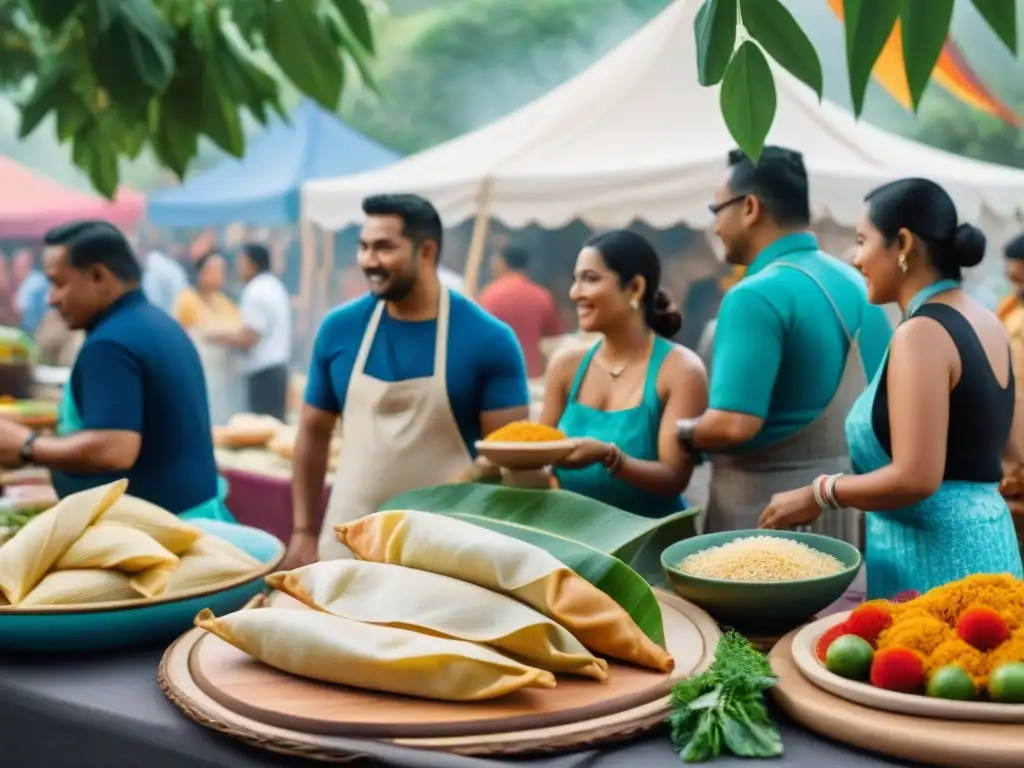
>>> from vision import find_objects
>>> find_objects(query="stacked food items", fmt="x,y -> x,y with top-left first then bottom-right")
817,574 -> 1024,702
213,413 -> 340,469
0,480 -> 263,608
197,509 -> 675,702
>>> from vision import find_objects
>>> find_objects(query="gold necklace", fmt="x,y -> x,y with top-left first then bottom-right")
599,334 -> 653,379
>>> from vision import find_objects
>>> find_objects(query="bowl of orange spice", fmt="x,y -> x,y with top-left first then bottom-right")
475,421 -> 578,470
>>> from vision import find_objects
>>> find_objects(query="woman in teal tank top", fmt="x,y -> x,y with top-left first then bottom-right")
541,231 -> 708,518
758,179 -> 1022,598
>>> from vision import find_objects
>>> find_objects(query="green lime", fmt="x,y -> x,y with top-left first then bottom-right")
926,665 -> 975,701
825,634 -> 874,680
988,662 -> 1024,703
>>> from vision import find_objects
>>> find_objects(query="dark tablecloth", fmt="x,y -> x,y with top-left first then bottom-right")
0,643 -> 919,768
221,467 -> 329,543
0,569 -> 925,768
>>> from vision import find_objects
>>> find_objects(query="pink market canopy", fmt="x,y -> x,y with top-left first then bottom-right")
0,156 -> 145,239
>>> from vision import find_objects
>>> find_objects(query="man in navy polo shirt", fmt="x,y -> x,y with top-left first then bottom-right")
0,220 -> 230,519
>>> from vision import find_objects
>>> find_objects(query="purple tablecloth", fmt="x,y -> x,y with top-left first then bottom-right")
221,467 -> 329,544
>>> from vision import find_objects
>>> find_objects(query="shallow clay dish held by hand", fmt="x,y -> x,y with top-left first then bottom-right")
473,440 -> 579,471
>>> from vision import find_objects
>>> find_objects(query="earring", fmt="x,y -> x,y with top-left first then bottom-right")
629,298 -> 640,311
898,254 -> 909,274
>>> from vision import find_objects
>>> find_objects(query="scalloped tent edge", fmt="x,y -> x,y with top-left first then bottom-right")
300,0 -> 1024,235
0,156 -> 145,240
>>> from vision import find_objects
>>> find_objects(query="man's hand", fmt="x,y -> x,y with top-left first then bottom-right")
280,529 -> 318,571
0,418 -> 31,467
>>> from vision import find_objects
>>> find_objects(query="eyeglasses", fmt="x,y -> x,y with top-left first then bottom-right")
708,195 -> 747,216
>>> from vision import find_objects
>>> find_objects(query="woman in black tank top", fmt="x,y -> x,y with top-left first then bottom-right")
758,178 -> 1023,599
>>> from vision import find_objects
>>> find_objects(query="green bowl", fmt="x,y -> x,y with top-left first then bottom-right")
661,530 -> 862,633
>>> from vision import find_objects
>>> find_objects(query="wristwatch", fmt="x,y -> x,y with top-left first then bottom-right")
19,431 -> 39,467
675,418 -> 705,465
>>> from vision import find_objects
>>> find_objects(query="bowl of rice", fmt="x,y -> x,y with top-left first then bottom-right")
660,530 -> 861,632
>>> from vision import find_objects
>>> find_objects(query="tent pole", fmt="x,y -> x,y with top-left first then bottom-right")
298,218 -> 317,337
463,179 -> 495,299
318,229 -> 336,320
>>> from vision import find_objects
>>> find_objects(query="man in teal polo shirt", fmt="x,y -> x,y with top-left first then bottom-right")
676,147 -> 892,541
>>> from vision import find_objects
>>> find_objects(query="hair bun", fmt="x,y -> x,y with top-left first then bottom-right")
952,223 -> 986,268
649,289 -> 682,338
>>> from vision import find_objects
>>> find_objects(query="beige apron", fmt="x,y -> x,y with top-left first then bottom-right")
705,262 -> 867,548
318,288 -> 474,560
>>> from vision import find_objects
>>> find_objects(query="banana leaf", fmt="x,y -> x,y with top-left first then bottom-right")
380,483 -> 702,644
447,512 -> 665,645
380,483 -> 699,582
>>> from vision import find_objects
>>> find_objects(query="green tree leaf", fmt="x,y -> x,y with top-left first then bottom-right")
332,0 -> 375,54
72,120 -> 119,199
263,0 -> 344,109
89,0 -> 174,110
228,0 -> 270,45
739,0 -> 822,99
55,95 -> 91,142
843,0 -> 899,117
216,22 -> 286,122
152,103 -> 199,180
719,40 -> 776,162
18,60 -> 76,139
199,75 -> 246,157
22,0 -> 80,32
694,0 -> 737,87
970,0 -> 1017,54
325,4 -> 379,93
196,18 -> 247,156
899,0 -> 954,110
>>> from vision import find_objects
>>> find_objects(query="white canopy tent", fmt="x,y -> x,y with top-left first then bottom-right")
301,0 -> 1024,301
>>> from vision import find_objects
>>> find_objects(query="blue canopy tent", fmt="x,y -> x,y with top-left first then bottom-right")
146,100 -> 399,228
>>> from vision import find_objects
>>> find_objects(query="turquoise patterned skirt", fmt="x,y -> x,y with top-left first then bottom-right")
845,354 -> 1022,600
863,481 -> 1022,599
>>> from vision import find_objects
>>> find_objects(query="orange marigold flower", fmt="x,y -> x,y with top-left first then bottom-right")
847,602 -> 894,645
957,604 -> 1009,652
816,620 -> 852,662
871,646 -> 926,693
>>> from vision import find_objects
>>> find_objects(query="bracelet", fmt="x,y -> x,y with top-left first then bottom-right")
811,474 -> 829,510
822,473 -> 845,510
604,444 -> 624,475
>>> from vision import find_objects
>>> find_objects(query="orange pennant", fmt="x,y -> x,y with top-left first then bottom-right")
826,0 -> 1019,126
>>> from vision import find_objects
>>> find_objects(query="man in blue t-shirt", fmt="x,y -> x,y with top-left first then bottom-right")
0,220 -> 222,516
285,194 -> 529,566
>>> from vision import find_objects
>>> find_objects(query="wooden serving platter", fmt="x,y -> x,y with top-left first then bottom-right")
159,590 -> 720,759
793,612 -> 1024,723
771,629 -> 1024,768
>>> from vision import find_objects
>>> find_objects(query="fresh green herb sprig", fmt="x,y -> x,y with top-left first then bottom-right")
668,631 -> 783,762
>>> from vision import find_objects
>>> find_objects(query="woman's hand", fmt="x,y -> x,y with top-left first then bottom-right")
1000,475 -> 1024,517
553,438 -> 611,470
758,485 -> 822,529
451,456 -> 503,484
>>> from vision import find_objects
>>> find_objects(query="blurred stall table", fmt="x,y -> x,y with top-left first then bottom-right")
215,448 -> 330,544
